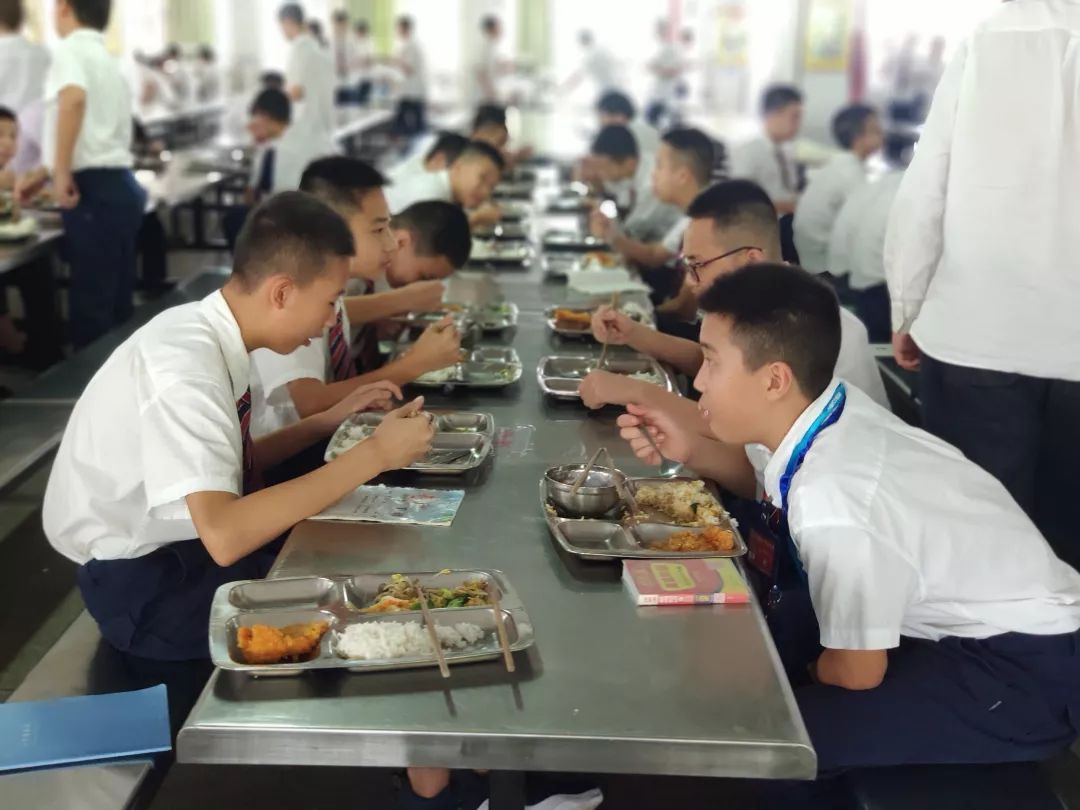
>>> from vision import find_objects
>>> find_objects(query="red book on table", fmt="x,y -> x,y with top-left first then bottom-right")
622,558 -> 750,606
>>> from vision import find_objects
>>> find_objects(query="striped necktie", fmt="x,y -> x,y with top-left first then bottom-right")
235,387 -> 260,495
328,307 -> 357,382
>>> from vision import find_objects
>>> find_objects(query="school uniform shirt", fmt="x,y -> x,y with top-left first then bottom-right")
42,29 -> 134,172
43,291 -> 251,565
836,308 -> 889,408
250,124 -> 338,194
353,36 -> 374,84
884,1 -> 1080,381
385,167 -> 453,214
628,119 -> 661,161
0,33 -> 49,173
582,43 -> 621,94
470,37 -> 501,105
397,38 -> 427,100
332,32 -> 357,82
648,42 -> 683,104
729,135 -> 798,209
286,32 -> 336,141
793,151 -> 867,274
829,171 -> 904,291
620,151 -> 682,244
661,215 -> 690,255
744,379 -> 1080,650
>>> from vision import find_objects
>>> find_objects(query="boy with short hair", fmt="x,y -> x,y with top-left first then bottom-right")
386,131 -> 469,185
278,2 -> 335,143
387,200 -> 472,287
251,158 -> 461,437
617,264 -> 1080,807
385,139 -> 504,226
794,103 -> 883,275
730,83 -> 804,215
588,124 -> 680,243
43,192 -> 435,660
244,87 -> 335,200
578,180 -> 887,413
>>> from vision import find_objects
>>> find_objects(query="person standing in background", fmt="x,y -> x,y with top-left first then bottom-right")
392,15 -> 427,139
330,10 -> 355,103
20,0 -> 147,349
192,45 -> 221,103
561,31 -> 622,99
885,1 -> 1080,561
352,20 -> 375,106
0,0 -> 50,175
730,84 -> 803,216
471,15 -> 504,107
278,3 -> 335,146
645,19 -> 683,129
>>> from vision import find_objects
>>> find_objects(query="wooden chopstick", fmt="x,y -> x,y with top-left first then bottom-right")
489,589 -> 516,673
414,580 -> 450,678
570,446 -> 605,496
594,292 -> 620,372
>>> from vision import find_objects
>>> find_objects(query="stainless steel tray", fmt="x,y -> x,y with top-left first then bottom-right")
544,196 -> 590,215
540,478 -> 747,561
324,411 -> 495,473
209,569 -> 534,676
473,301 -> 519,331
468,239 -> 534,266
392,303 -> 517,333
473,222 -> 530,241
536,354 -> 675,399
493,180 -> 535,200
544,304 -> 654,339
405,346 -> 523,388
496,200 -> 532,222
541,252 -> 622,277
541,230 -> 611,253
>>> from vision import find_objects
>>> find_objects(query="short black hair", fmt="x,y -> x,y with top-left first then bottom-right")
454,140 -> 506,172
482,14 -> 499,33
198,45 -> 215,62
249,88 -> 291,124
472,104 -> 507,132
354,19 -> 369,35
687,180 -> 780,255
300,157 -> 387,214
277,2 -> 303,25
761,84 -> 803,115
0,0 -> 25,30
579,30 -> 593,47
397,15 -> 413,32
424,131 -> 469,164
392,201 -> 472,268
591,124 -> 638,162
332,10 -> 348,23
259,70 -> 286,90
596,90 -> 635,121
164,42 -> 181,59
832,103 -> 878,149
662,128 -> 715,187
69,0 -> 111,30
0,106 -> 16,125
233,192 -> 355,290
699,263 -> 840,400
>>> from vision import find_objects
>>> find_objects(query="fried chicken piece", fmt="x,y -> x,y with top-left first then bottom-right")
655,526 -> 736,553
236,621 -> 329,665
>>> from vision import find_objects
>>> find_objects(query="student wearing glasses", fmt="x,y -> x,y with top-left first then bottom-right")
578,180 -> 887,411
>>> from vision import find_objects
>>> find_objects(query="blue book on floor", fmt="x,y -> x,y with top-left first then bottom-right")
0,685 -> 171,773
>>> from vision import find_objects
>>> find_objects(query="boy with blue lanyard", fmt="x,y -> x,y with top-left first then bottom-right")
617,264 -> 1080,807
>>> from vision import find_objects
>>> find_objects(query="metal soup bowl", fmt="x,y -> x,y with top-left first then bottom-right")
544,464 -> 625,518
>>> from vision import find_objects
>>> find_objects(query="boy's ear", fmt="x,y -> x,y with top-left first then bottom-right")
266,274 -> 294,309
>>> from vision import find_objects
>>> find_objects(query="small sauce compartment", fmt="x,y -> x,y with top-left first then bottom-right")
556,520 -> 630,551
228,577 -> 338,610
436,413 -> 492,433
540,356 -> 593,379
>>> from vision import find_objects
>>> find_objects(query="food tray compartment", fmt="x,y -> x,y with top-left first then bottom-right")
625,522 -> 747,558
473,222 -> 529,241
541,230 -> 610,252
224,608 -> 338,671
537,355 -> 672,398
408,348 -> 523,388
437,412 -> 493,433
624,477 -> 735,527
555,520 -> 634,552
228,577 -> 339,610
474,302 -> 519,331
343,569 -> 507,611
334,607 -> 526,671
468,240 -> 533,265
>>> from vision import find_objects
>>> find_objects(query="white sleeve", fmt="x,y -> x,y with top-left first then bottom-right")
883,39 -> 968,333
837,309 -> 889,407
139,378 -> 244,509
45,42 -> 87,98
251,340 -> 328,399
728,141 -> 761,184
796,524 -> 917,650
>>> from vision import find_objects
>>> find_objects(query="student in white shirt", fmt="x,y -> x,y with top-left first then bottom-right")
352,20 -> 375,105
331,10 -> 356,96
191,46 -> 221,104
793,104 -> 882,277
587,124 -> 682,244
617,263 -> 1080,806
16,0 -> 146,349
387,200 -> 473,287
595,91 -> 660,161
278,3 -> 335,142
580,180 -> 887,416
392,15 -> 428,137
828,170 -> 903,343
644,19 -> 684,129
251,159 -> 461,440
730,84 -> 803,215
0,2 -> 49,175
884,1 -> 1080,536
385,140 -> 504,229
472,15 -> 504,106
386,131 -> 469,186
43,192 -> 434,660
588,128 -> 712,306
561,30 -> 622,99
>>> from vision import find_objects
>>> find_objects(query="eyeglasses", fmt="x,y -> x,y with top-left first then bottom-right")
677,246 -> 761,283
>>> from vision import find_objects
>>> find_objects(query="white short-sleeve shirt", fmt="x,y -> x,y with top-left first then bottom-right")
745,380 -> 1080,650
286,33 -> 336,141
829,171 -> 903,291
837,308 -> 889,407
793,151 -> 867,274
43,291 -> 251,565
660,215 -> 689,255
729,135 -> 798,208
385,167 -> 453,214
0,34 -> 49,172
42,29 -> 133,172
397,38 -> 427,100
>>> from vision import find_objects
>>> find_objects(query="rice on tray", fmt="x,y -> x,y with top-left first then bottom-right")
633,480 -> 726,526
336,621 -> 486,660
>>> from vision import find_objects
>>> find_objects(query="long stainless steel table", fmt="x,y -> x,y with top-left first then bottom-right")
177,212 -> 816,787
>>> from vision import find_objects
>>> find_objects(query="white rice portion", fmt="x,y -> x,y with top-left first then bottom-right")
337,621 -> 487,660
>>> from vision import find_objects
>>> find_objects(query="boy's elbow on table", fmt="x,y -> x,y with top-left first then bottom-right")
816,648 -> 888,691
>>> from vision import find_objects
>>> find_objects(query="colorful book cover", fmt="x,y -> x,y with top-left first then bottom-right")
622,558 -> 750,606
311,485 -> 465,527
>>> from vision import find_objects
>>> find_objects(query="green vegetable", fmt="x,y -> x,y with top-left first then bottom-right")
448,596 -> 467,608
408,600 -> 421,610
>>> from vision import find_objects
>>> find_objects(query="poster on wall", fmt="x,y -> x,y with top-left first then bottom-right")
715,0 -> 749,67
805,0 -> 852,72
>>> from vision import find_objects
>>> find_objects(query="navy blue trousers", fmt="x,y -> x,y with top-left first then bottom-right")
852,282 -> 890,343
60,169 -> 146,348
78,536 -> 283,661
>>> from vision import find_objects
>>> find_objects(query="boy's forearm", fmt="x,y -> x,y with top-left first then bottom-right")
253,409 -> 337,469
288,359 -> 422,418
632,328 -> 703,377
612,232 -> 673,268
344,289 -> 414,324
684,438 -> 758,500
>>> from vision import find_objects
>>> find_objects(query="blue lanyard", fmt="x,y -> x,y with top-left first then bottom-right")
776,382 -> 847,513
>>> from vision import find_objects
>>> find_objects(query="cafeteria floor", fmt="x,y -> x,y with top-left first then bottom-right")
4,253 -> 1080,809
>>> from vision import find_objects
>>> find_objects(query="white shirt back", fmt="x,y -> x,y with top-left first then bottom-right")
385,167 -> 452,214
836,308 -> 889,407
730,136 -> 798,207
353,36 -> 374,83
286,33 -> 336,141
829,171 -> 903,291
649,42 -> 683,102
583,44 -> 620,93
43,291 -> 250,565
793,151 -> 866,274
621,151 -> 681,243
746,380 -> 1080,649
884,0 -> 1080,380
397,38 -> 427,99
266,124 -> 339,193
43,29 -> 133,172
0,33 -> 49,171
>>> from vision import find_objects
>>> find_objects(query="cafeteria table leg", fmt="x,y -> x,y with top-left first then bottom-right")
488,770 -> 526,810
